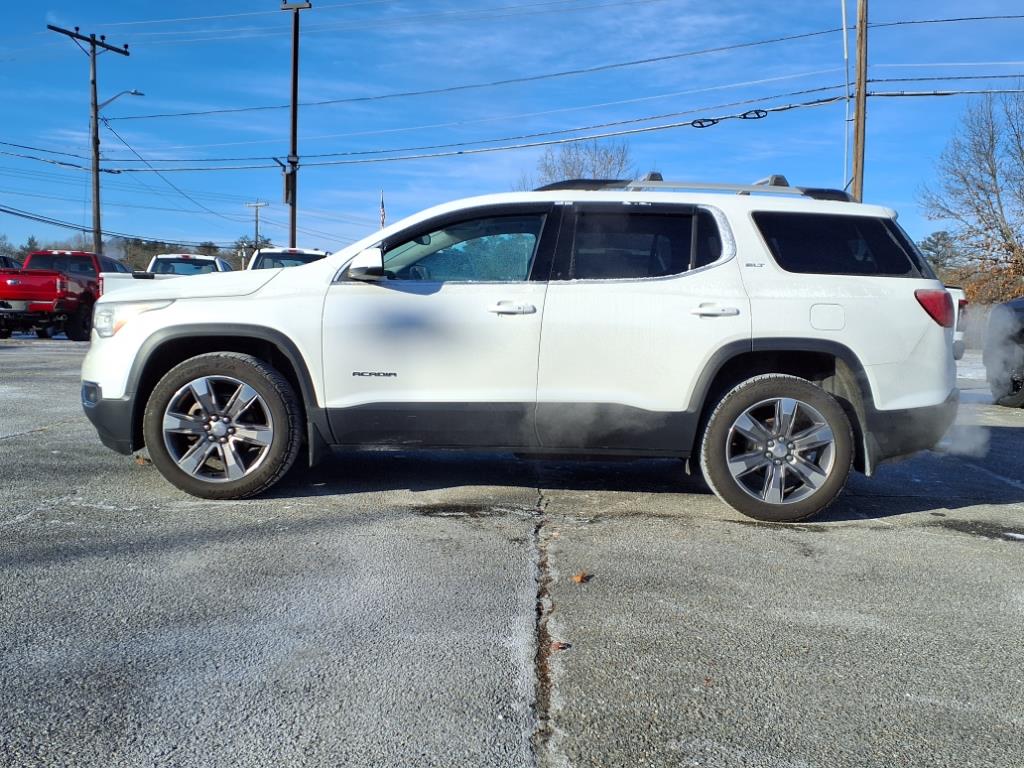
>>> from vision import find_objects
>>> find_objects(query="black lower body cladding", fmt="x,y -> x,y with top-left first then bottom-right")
864,389 -> 959,465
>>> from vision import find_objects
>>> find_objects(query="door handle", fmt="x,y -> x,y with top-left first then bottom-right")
488,301 -> 536,315
690,304 -> 740,317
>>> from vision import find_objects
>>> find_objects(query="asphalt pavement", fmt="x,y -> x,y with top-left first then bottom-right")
1,338 -> 1022,768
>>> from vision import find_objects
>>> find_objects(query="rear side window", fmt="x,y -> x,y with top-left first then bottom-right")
753,212 -> 935,277
567,209 -> 722,280
100,258 -> 128,273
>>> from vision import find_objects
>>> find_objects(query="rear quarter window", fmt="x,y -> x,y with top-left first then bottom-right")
752,212 -> 935,278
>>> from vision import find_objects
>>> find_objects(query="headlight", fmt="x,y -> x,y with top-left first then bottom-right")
93,300 -> 173,338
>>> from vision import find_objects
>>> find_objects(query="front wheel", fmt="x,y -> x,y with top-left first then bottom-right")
142,352 -> 303,499
700,374 -> 854,522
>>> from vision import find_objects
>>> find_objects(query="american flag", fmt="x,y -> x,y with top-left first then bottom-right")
379,190 -> 386,229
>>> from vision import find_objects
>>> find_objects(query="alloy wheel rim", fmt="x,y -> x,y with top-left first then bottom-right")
725,397 -> 835,505
162,375 -> 274,483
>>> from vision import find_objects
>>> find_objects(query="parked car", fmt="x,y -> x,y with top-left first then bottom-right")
946,286 -> 967,360
147,253 -> 233,274
983,296 -> 1024,408
81,175 -> 957,521
100,253 -> 233,295
1,250 -> 127,340
246,247 -> 327,270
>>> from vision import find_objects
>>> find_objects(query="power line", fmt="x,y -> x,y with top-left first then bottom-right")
106,27 -> 845,121
869,88 -> 1024,98
102,13 -> 1024,122
0,140 -> 90,160
99,117 -> 247,224
91,0 -> 394,27
0,202 -> 235,247
9,76 -> 1021,174
126,0 -> 672,45
94,73 -> 849,161
103,95 -> 847,173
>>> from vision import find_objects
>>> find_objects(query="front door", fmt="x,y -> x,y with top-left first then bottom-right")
321,204 -> 559,448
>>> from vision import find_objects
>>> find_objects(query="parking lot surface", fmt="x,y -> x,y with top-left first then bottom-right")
2,339 -> 1023,768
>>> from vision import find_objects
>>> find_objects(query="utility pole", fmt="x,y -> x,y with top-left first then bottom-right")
47,25 -> 129,256
282,1 -> 312,248
244,200 -> 269,266
851,0 -> 868,202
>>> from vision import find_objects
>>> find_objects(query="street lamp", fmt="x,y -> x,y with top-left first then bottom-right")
91,88 -> 143,254
99,88 -> 143,111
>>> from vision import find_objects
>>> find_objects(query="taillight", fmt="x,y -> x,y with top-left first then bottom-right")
915,289 -> 954,328
97,275 -> 104,296
957,298 -> 968,331
55,277 -> 67,294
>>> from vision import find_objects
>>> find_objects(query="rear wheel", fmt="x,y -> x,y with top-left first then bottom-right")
35,327 -> 51,339
700,374 -> 854,522
143,353 -> 303,499
64,306 -> 92,342
0,329 -> 11,339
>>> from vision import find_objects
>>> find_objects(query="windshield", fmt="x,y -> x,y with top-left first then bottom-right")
252,252 -> 325,269
152,259 -> 217,275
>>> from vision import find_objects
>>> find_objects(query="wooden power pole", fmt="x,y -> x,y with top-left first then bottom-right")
47,25 -> 130,255
851,0 -> 869,202
281,2 -> 311,248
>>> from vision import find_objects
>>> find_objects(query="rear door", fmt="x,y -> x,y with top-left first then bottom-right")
321,204 -> 560,448
535,202 -> 751,452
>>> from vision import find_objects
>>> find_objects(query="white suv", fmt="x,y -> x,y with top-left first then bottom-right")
81,176 -> 957,522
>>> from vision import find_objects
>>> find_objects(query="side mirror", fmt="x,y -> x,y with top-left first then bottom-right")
346,247 -> 385,281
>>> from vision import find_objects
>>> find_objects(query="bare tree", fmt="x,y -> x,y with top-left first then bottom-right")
921,95 -> 1024,291
516,140 -> 636,190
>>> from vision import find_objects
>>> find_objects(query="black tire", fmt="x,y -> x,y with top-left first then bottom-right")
143,352 -> 303,499
992,376 -> 1024,408
700,374 -> 854,522
0,329 -> 11,339
35,327 -> 51,339
64,306 -> 91,342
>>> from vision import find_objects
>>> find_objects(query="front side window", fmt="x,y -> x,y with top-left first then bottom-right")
567,209 -> 722,280
100,258 -> 129,273
384,214 -> 545,282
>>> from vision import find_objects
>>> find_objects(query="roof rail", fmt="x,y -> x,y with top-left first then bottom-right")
534,174 -> 853,202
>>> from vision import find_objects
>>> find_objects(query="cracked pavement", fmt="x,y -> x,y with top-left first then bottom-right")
2,339 -> 1023,767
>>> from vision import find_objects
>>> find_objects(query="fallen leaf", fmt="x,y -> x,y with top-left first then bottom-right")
571,571 -> 592,584
550,641 -> 572,652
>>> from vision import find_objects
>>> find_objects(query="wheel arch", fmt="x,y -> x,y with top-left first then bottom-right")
126,325 -> 331,463
689,339 -> 875,474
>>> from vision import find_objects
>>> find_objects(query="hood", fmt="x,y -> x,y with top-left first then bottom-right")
97,268 -> 281,304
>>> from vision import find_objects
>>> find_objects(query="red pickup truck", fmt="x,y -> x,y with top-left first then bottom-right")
0,250 -> 129,341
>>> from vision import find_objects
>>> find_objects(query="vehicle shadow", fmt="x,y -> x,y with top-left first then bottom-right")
271,450 -> 711,499
268,424 -> 1024,523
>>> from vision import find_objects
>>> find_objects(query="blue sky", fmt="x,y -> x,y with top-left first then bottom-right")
1,0 -> 1022,252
